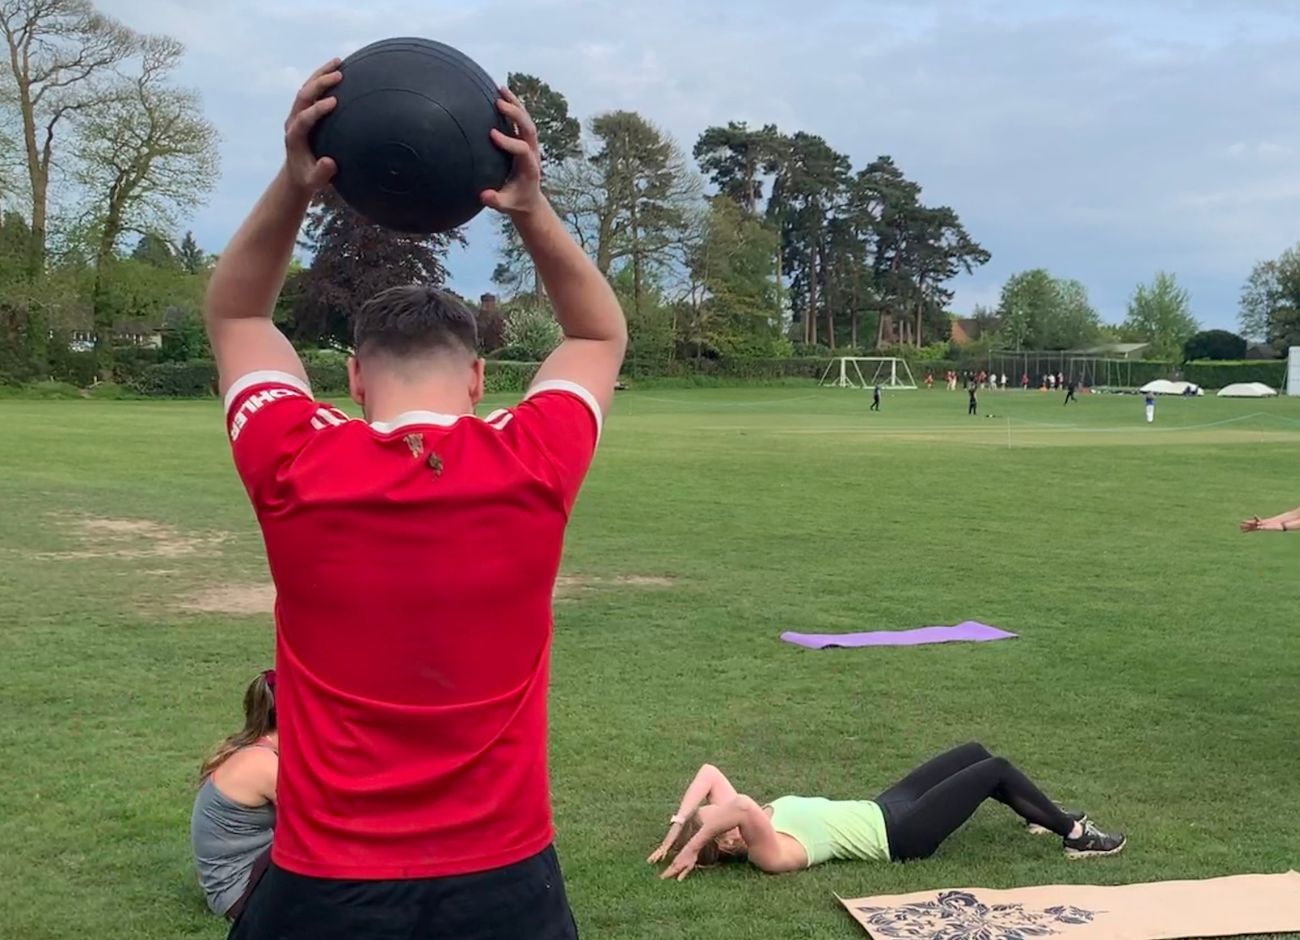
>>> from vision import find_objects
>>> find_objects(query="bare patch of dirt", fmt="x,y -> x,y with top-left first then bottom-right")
179,583 -> 277,616
554,574 -> 676,598
36,514 -> 229,560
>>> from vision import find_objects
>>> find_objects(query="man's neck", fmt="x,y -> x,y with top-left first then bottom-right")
364,384 -> 474,425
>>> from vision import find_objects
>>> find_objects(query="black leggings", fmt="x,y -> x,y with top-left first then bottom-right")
875,742 -> 1074,862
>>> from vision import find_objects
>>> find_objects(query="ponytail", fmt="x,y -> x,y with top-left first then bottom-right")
198,670 -> 277,783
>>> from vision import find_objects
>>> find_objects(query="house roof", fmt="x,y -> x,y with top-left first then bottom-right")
1066,342 -> 1150,357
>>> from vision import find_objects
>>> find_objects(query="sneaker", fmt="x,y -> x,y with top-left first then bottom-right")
1027,808 -> 1087,836
1064,821 -> 1127,859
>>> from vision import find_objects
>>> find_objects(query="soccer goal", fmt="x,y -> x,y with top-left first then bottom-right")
818,357 -> 918,390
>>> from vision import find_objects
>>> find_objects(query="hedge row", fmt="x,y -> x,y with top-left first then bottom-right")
1181,360 -> 1286,389
16,353 -> 1292,396
117,358 -> 542,398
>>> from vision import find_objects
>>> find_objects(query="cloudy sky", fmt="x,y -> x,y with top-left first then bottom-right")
96,0 -> 1300,330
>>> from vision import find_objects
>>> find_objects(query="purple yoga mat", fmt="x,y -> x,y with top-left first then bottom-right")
780,621 -> 1017,650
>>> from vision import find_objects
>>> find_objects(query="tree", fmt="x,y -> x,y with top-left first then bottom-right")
583,110 -> 698,318
1121,271 -> 1197,360
678,196 -> 782,359
492,72 -> 581,296
767,131 -> 848,346
73,34 -> 218,370
692,121 -> 782,215
0,0 -> 137,272
130,231 -> 175,268
1239,246 -> 1300,355
500,296 -> 562,360
293,187 -> 460,347
1042,278 -> 1099,349
1183,329 -> 1247,361
995,269 -> 1100,350
177,229 -> 206,274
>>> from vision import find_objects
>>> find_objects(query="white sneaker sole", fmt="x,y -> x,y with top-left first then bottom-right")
1065,839 -> 1126,859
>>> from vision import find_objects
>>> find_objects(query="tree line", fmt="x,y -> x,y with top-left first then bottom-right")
2,1 -> 1296,391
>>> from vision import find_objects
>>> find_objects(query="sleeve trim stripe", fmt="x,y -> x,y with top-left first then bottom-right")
526,379 -> 604,443
224,370 -> 312,416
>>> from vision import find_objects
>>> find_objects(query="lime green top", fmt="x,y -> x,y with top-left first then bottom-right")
766,796 -> 890,867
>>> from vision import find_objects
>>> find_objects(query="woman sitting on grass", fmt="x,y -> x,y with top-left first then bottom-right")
648,742 -> 1125,881
190,670 -> 278,920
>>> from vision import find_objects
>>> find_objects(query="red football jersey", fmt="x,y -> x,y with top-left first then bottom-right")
223,370 -> 601,879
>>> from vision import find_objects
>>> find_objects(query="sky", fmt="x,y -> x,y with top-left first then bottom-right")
94,0 -> 1300,331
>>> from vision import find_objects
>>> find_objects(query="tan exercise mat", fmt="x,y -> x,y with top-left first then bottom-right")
839,871 -> 1300,940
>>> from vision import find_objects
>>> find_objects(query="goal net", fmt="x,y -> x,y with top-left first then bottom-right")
818,357 -> 918,390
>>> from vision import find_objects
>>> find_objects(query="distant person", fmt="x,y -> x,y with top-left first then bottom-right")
1145,392 -> 1156,423
1021,372 -> 1030,390
1046,374 -> 1056,391
1064,379 -> 1077,405
871,383 -> 881,412
1001,373 -> 1008,390
192,671 -> 278,922
925,372 -> 934,390
1056,372 -> 1064,389
968,383 -> 979,416
648,742 -> 1126,882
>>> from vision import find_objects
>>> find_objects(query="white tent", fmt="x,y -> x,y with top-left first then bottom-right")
1217,382 -> 1278,398
1140,379 -> 1203,396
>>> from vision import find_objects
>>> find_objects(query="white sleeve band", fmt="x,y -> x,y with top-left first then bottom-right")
526,379 -> 604,443
224,370 -> 313,417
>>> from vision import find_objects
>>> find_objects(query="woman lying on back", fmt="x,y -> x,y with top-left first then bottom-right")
649,742 -> 1125,881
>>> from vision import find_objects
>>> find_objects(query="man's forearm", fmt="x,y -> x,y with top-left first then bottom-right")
513,202 -> 625,343
207,168 -> 311,325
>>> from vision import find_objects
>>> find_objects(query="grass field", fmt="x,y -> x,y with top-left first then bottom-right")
1,387 -> 1298,940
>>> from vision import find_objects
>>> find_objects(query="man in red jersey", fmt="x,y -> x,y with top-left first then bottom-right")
211,59 -> 626,940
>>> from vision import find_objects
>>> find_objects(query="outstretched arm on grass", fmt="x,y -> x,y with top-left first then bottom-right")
1241,506 -> 1300,532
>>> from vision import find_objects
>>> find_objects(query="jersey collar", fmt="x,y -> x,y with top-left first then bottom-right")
369,410 -> 469,433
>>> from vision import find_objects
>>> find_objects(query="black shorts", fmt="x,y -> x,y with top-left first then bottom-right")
228,845 -> 578,940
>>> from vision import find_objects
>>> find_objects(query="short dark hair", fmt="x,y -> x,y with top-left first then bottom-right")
353,285 -> 478,360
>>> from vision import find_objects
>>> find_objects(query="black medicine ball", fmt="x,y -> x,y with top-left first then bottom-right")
310,38 -> 513,234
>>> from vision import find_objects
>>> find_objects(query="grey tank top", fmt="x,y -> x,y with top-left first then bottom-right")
190,754 -> 276,915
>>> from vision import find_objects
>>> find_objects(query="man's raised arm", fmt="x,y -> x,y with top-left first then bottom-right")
481,88 -> 627,418
206,59 -> 342,397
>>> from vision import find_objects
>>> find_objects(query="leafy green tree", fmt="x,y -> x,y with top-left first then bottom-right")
996,269 -> 1100,350
1122,272 -> 1197,360
1239,246 -> 1300,354
501,296 -> 562,360
1183,329 -> 1247,361
158,308 -> 209,362
131,232 -> 177,269
679,196 -> 782,359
